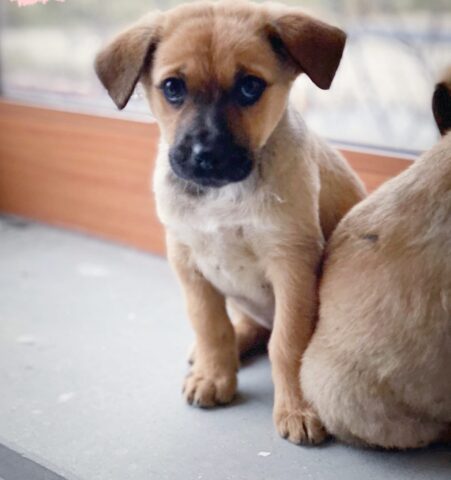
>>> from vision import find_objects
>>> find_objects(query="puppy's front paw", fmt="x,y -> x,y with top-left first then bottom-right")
274,405 -> 327,445
183,370 -> 237,407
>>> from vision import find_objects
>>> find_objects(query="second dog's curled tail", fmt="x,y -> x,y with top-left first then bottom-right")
432,66 -> 451,136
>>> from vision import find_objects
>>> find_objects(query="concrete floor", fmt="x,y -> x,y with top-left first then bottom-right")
0,215 -> 450,480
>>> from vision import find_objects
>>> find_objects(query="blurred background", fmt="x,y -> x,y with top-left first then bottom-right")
1,0 -> 450,153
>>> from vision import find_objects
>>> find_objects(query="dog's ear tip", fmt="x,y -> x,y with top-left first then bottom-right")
114,97 -> 126,111
338,27 -> 348,41
432,80 -> 451,135
313,73 -> 337,90
109,88 -> 131,110
317,80 -> 333,90
310,52 -> 345,90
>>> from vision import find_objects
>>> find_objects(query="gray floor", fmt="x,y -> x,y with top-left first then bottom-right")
0,215 -> 450,480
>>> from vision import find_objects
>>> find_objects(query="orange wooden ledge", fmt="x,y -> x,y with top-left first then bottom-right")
0,100 -> 411,255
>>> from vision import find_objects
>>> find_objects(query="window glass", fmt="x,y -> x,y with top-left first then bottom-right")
1,0 -> 450,151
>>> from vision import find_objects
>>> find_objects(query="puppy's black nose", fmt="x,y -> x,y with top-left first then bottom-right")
191,143 -> 215,172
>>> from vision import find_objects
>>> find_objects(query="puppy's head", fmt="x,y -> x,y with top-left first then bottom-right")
95,1 -> 346,188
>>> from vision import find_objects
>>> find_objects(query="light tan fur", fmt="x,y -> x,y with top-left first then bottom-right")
95,0 -> 365,444
301,72 -> 451,448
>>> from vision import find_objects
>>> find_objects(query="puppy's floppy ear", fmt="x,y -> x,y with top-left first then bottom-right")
95,12 -> 163,109
268,12 -> 346,89
432,66 -> 451,136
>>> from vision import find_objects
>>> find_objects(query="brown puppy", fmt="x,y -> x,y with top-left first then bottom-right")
95,0 -> 365,444
301,71 -> 451,449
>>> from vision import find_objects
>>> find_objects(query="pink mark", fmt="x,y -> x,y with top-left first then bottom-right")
11,0 -> 65,6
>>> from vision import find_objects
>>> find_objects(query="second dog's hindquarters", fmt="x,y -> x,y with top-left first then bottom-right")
301,75 -> 451,449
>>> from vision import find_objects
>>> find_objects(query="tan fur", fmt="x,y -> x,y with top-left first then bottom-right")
301,83 -> 451,448
146,4 -> 291,150
188,306 -> 270,365
95,0 -> 365,445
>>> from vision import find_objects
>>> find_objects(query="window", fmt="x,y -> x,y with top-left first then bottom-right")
1,0 -> 449,151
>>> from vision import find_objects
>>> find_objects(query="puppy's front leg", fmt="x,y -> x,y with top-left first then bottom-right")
167,236 -> 238,408
267,249 -> 326,444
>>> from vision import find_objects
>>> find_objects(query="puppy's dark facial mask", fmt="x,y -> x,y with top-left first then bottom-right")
95,2 -> 347,189
168,97 -> 253,187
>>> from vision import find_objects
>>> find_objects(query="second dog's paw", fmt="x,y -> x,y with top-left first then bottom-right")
183,371 -> 237,407
274,405 -> 327,445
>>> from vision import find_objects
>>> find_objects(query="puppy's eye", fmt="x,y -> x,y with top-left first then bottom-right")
235,76 -> 266,107
161,77 -> 187,106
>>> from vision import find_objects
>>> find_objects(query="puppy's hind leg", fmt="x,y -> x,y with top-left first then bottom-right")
228,301 -> 271,358
189,301 -> 270,364
301,349 -> 449,449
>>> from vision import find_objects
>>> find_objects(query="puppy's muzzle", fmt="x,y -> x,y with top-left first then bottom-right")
169,115 -> 253,188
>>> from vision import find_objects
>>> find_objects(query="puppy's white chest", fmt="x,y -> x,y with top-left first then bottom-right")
184,225 -> 275,329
